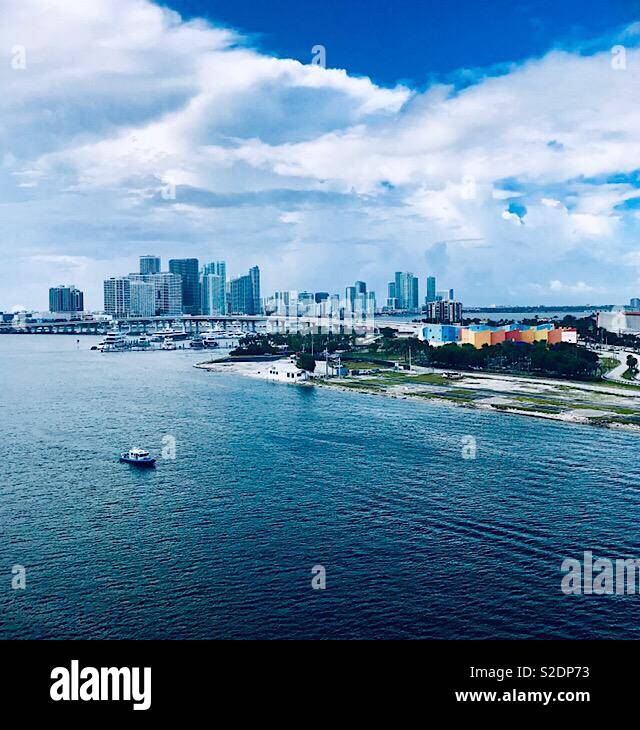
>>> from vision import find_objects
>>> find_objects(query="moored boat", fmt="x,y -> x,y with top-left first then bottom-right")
101,331 -> 126,352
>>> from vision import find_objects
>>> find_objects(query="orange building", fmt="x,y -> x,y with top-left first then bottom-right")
471,330 -> 492,348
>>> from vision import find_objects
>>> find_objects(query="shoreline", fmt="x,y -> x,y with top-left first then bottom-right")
196,357 -> 640,434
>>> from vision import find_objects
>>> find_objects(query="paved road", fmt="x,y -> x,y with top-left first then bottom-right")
594,347 -> 639,383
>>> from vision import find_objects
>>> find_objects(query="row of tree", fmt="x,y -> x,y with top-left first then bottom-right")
366,330 -> 601,379
231,332 -> 356,357
427,341 -> 600,379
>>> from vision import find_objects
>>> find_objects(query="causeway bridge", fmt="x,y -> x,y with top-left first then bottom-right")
1,313 -> 399,336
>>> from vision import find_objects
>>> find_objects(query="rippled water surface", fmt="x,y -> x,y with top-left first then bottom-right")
1,335 -> 639,639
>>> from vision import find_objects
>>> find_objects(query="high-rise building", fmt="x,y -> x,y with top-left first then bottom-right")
249,266 -> 261,314
128,273 -> 182,316
272,290 -> 298,316
386,282 -> 397,309
426,299 -> 462,323
394,272 -> 419,311
297,292 -> 316,316
426,276 -> 436,304
169,258 -> 200,315
345,286 -> 356,312
152,272 -> 182,316
436,288 -> 455,302
367,291 -> 376,315
49,285 -> 84,313
230,275 -> 253,315
139,255 -> 161,275
104,277 -> 131,317
630,298 -> 640,310
129,280 -> 155,317
329,294 -> 340,317
201,261 -> 226,315
228,266 -> 260,315
355,281 -> 367,296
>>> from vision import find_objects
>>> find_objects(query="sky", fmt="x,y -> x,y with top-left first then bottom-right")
2,0 -> 640,310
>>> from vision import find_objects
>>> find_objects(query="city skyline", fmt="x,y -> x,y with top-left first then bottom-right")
19,252 -> 640,316
29,251 -> 463,315
3,1 -> 640,311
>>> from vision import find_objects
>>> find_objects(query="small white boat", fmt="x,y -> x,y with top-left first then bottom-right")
119,448 -> 156,466
161,337 -> 177,350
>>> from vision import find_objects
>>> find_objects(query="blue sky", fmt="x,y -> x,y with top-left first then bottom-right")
174,0 -> 638,85
2,0 -> 640,310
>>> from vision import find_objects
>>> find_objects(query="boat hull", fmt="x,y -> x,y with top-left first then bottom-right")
119,456 -> 156,466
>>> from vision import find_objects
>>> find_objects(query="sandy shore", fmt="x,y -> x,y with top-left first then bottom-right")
195,357 -> 640,433
195,357 -> 309,382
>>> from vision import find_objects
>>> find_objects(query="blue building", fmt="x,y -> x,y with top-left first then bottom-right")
420,324 -> 461,343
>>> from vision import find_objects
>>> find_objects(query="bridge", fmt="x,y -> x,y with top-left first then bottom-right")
1,313 -> 420,337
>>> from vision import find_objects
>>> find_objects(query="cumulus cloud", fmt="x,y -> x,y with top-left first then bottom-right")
549,279 -> 602,294
1,0 -> 640,309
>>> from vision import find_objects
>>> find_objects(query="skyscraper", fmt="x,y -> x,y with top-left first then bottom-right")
230,275 -> 253,315
201,261 -> 226,315
104,277 -> 131,317
394,272 -> 419,311
249,266 -> 261,314
426,276 -> 436,303
169,258 -> 200,315
631,298 -> 640,310
345,286 -> 356,312
49,285 -> 84,313
229,265 -> 260,315
151,273 -> 182,316
139,255 -> 161,275
273,290 -> 298,316
367,291 -> 376,315
128,273 -> 182,316
386,282 -> 397,309
129,280 -> 155,317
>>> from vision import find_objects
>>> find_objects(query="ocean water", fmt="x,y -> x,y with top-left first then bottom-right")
1,335 -> 639,640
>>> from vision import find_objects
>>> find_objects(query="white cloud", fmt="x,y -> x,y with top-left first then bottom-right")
549,279 -> 602,294
501,210 -> 524,226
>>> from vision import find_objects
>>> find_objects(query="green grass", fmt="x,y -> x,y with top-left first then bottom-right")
407,373 -> 449,385
352,372 -> 450,387
599,357 -> 619,374
512,394 -> 640,416
344,360 -> 392,370
332,381 -> 383,392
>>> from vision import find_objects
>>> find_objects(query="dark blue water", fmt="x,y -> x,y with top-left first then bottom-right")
1,335 -> 640,639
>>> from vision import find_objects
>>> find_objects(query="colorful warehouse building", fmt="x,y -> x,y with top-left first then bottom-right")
419,323 -> 577,348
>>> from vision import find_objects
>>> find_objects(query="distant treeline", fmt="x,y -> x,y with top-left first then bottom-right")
231,332 -> 355,357
462,305 -> 614,313
370,326 -> 601,380
426,341 -> 600,379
